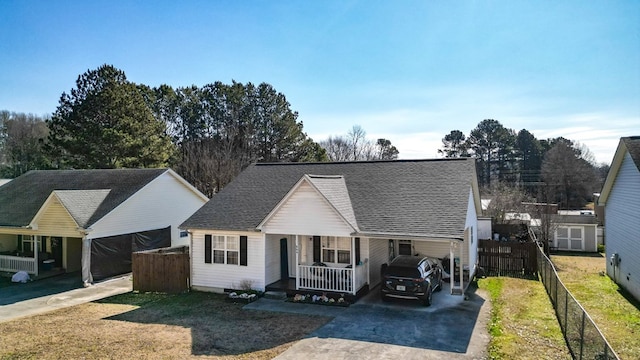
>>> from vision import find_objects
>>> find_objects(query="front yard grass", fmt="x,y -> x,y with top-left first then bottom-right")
0,291 -> 331,359
552,253 -> 640,360
478,277 -> 570,360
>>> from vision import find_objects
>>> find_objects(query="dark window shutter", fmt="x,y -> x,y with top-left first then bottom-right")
204,235 -> 212,264
313,236 -> 321,262
240,236 -> 248,266
17,235 -> 23,251
355,237 -> 361,264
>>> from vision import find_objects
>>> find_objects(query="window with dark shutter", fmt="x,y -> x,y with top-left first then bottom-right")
355,237 -> 361,264
313,236 -> 321,262
240,236 -> 248,266
204,235 -> 212,264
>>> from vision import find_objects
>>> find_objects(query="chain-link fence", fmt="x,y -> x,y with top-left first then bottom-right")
537,245 -> 619,360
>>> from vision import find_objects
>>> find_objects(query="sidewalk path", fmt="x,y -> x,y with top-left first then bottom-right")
0,275 -> 132,323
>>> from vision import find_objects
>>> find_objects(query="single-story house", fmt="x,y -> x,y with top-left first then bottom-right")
181,158 -> 481,297
598,136 -> 640,302
0,169 -> 207,284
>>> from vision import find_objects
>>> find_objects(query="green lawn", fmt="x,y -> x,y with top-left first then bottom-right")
478,277 -> 570,360
552,254 -> 640,360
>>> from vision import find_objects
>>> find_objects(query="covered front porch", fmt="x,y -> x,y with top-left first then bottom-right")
265,234 -> 369,297
0,233 -> 82,276
264,234 -> 472,298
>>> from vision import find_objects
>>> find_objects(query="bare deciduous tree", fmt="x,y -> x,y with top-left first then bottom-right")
320,125 -> 399,161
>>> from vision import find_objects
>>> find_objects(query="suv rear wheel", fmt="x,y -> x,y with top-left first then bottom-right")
422,286 -> 432,306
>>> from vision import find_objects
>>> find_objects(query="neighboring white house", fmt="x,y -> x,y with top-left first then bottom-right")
181,158 -> 482,297
0,169 -> 207,284
599,136 -> 640,302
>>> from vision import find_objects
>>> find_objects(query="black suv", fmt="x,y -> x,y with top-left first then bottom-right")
380,255 -> 443,306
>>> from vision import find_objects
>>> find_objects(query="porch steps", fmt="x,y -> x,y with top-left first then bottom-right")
264,290 -> 288,300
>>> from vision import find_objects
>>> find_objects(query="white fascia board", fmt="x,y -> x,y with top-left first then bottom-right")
599,139 -> 627,205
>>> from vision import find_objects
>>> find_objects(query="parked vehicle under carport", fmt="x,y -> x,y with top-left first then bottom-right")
380,255 -> 443,306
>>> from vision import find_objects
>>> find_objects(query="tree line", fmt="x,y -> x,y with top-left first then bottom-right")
438,119 -> 609,209
0,64 -> 398,197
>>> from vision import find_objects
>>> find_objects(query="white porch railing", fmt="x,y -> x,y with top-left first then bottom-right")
298,262 -> 368,294
0,255 -> 37,274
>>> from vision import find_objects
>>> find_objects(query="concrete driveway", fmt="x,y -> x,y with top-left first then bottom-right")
248,283 -> 490,359
0,274 -> 132,323
0,272 -> 83,306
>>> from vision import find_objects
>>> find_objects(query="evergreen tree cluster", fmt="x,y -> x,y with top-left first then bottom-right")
1,64 -> 329,197
438,119 -> 608,209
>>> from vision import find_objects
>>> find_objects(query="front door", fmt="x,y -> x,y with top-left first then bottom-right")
51,237 -> 63,268
280,238 -> 289,280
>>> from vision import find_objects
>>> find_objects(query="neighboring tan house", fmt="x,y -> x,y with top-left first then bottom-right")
0,169 -> 207,284
599,136 -> 640,302
181,158 -> 481,297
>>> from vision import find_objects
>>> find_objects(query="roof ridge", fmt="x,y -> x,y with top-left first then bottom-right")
255,158 -> 471,166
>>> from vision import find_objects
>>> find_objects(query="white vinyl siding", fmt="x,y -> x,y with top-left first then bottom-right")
191,230 -> 265,292
367,238 -> 388,288
89,171 -> 207,245
264,235 -> 282,285
605,152 -> 640,301
260,181 -> 354,236
414,240 -> 455,260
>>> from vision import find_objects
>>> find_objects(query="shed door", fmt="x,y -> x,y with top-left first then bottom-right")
556,227 -> 584,251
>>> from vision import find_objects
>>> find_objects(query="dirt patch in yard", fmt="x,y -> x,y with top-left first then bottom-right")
0,291 -> 331,359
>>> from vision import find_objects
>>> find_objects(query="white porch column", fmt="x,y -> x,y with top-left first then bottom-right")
449,241 -> 455,294
459,239 -> 464,289
295,235 -> 300,291
351,237 -> 356,295
34,235 -> 39,276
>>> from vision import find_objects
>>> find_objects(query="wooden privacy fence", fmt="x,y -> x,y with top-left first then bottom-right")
478,239 -> 537,278
132,246 -> 190,293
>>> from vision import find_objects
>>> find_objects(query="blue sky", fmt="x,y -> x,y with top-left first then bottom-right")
1,1 -> 638,164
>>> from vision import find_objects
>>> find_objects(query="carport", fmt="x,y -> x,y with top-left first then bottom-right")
365,233 -> 474,296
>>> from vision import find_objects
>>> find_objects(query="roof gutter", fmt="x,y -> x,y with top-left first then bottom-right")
354,231 -> 464,241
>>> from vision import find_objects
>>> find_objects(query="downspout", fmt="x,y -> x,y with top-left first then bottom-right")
80,228 -> 93,287
34,235 -> 39,277
188,230 -> 193,290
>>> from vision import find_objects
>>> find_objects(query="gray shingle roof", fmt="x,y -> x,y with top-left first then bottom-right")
0,169 -> 167,228
182,158 -> 479,238
306,175 -> 358,230
551,214 -> 598,225
622,136 -> 640,171
53,189 -> 112,228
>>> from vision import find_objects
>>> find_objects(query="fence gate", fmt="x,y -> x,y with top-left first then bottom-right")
132,246 -> 190,294
478,240 -> 537,278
